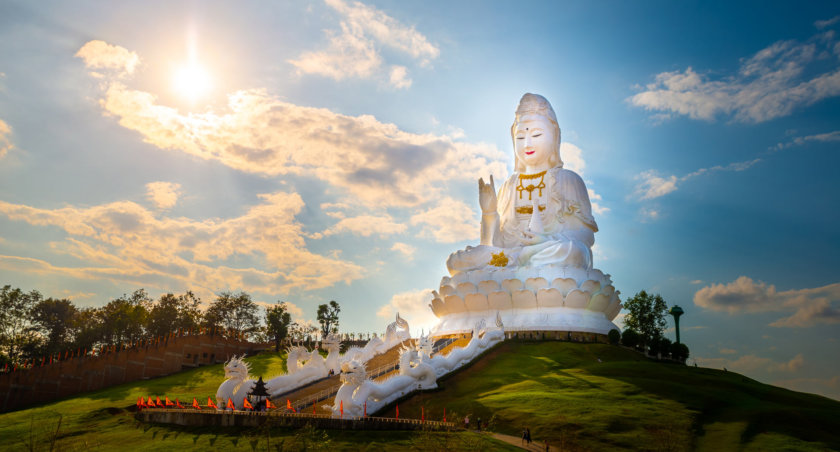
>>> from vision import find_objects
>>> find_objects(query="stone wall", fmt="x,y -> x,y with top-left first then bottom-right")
0,334 -> 265,413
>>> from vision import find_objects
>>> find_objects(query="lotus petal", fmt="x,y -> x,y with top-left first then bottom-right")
465,293 -> 489,312
502,279 -> 523,293
488,291 -> 513,310
551,278 -> 578,295
440,285 -> 456,297
587,292 -> 610,312
512,290 -> 537,309
430,298 -> 447,317
478,280 -> 500,294
581,280 -> 601,294
456,282 -> 477,297
536,288 -> 564,307
444,295 -> 466,313
525,277 -> 548,292
565,289 -> 589,309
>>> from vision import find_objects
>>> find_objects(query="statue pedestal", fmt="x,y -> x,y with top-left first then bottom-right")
430,264 -> 621,337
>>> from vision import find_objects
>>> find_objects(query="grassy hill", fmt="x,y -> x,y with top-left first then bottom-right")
1,341 -> 837,451
0,350 -> 513,451
385,341 -> 840,451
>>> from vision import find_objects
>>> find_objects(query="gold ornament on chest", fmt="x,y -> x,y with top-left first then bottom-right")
516,171 -> 547,200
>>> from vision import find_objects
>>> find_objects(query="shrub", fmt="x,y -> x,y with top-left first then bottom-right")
608,329 -> 621,345
621,329 -> 640,349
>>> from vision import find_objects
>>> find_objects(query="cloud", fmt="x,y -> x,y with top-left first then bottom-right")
561,142 -> 608,215
771,130 -> 840,150
773,375 -> 840,401
289,0 -> 438,86
77,41 -> 506,208
320,214 -> 407,238
0,119 -> 12,159
74,40 -> 139,77
145,181 -> 181,209
0,193 -> 364,297
629,29 -> 840,123
815,16 -> 840,30
633,158 -> 762,200
719,348 -> 738,355
410,196 -> 479,243
690,280 -> 703,285
694,276 -> 840,327
390,242 -> 416,259
376,288 -> 439,335
389,65 -> 412,89
696,353 -> 805,374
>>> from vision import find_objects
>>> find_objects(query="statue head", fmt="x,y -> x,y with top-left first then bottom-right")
224,354 -> 250,380
511,93 -> 562,173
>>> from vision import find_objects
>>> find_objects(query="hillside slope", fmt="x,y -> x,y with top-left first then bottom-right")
386,341 -> 840,451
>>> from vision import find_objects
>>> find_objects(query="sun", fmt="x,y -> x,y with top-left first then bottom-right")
173,62 -> 212,103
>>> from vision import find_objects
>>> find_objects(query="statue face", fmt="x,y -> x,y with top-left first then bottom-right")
513,114 -> 557,171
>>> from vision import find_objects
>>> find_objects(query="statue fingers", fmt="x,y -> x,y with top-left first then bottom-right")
490,174 -> 495,191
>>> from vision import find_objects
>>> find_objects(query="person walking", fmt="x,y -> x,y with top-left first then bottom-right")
526,428 -> 532,445
464,415 -> 470,430
522,428 -> 528,446
477,417 -> 482,432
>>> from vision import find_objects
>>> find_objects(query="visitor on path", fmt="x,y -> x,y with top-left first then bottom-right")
477,417 -> 481,432
464,415 -> 470,430
522,428 -> 527,446
526,428 -> 532,445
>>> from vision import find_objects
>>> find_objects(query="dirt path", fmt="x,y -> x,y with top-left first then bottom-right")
484,431 -> 559,452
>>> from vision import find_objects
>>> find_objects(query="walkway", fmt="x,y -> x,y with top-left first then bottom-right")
485,431 -> 559,452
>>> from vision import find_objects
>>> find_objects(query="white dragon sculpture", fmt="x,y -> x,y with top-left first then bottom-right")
215,355 -> 255,410
330,345 -> 437,417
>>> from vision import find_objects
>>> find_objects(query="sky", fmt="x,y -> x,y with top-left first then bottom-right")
0,1 -> 838,400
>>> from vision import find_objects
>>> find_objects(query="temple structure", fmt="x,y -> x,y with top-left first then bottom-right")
429,94 -> 621,337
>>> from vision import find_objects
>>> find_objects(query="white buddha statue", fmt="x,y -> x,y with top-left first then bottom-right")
429,93 -> 620,337
446,93 -> 596,275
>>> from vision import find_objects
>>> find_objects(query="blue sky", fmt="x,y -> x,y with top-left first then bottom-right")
0,1 -> 838,399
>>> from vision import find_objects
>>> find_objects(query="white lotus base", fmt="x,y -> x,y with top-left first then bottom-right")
431,307 -> 618,337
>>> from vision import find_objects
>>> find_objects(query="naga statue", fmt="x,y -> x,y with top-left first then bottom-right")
216,355 -> 255,410
430,93 -> 621,336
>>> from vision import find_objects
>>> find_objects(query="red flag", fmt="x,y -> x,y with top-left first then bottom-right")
148,396 -> 154,406
137,397 -> 143,410
396,404 -> 399,419
286,399 -> 296,413
208,397 -> 218,409
156,396 -> 164,407
165,397 -> 174,407
176,398 -> 185,409
364,401 -> 367,417
193,397 -> 201,410
83,348 -> 87,357
3,363 -> 6,372
227,398 -> 235,410
340,400 -> 343,417
313,404 -> 316,415
266,398 -> 274,410
443,407 -> 447,423
243,398 -> 253,410
421,406 -> 425,422
41,356 -> 45,366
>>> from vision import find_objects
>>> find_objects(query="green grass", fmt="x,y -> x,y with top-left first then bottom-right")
387,341 -> 840,451
2,342 -> 837,451
0,350 -> 515,451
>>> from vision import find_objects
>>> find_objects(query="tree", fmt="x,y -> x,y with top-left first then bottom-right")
204,291 -> 261,336
147,291 -> 202,337
265,302 -> 293,352
620,329 -> 640,349
71,307 -> 102,352
607,329 -> 621,345
670,342 -> 690,362
316,300 -> 340,339
0,285 -> 42,364
623,290 -> 669,350
99,289 -> 151,346
32,297 -> 78,356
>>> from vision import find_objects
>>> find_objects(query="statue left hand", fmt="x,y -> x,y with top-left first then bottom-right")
520,230 -> 546,246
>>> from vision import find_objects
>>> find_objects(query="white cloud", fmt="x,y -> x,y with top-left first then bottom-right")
633,158 -> 761,200
696,353 -> 805,374
0,119 -> 12,159
74,40 -> 139,77
145,181 -> 181,209
410,196 -> 479,243
771,130 -> 840,150
629,29 -> 840,123
389,65 -> 412,89
289,0 -> 438,86
0,192 -> 364,297
78,41 -> 506,208
390,242 -> 416,259
693,276 -> 840,327
690,279 -> 703,285
561,142 -> 608,215
376,288 -> 439,335
815,16 -> 840,30
320,214 -> 407,237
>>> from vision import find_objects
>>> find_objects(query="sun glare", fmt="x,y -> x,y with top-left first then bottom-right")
173,62 -> 212,102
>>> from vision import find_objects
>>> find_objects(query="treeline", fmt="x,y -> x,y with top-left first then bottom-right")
0,284 -> 366,370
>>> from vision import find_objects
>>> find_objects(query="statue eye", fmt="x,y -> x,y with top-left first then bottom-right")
532,133 -> 542,138
516,136 -> 525,140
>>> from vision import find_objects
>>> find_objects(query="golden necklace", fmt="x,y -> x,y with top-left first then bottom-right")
516,170 -> 547,200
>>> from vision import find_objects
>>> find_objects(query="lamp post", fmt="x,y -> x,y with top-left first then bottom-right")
669,305 -> 684,344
